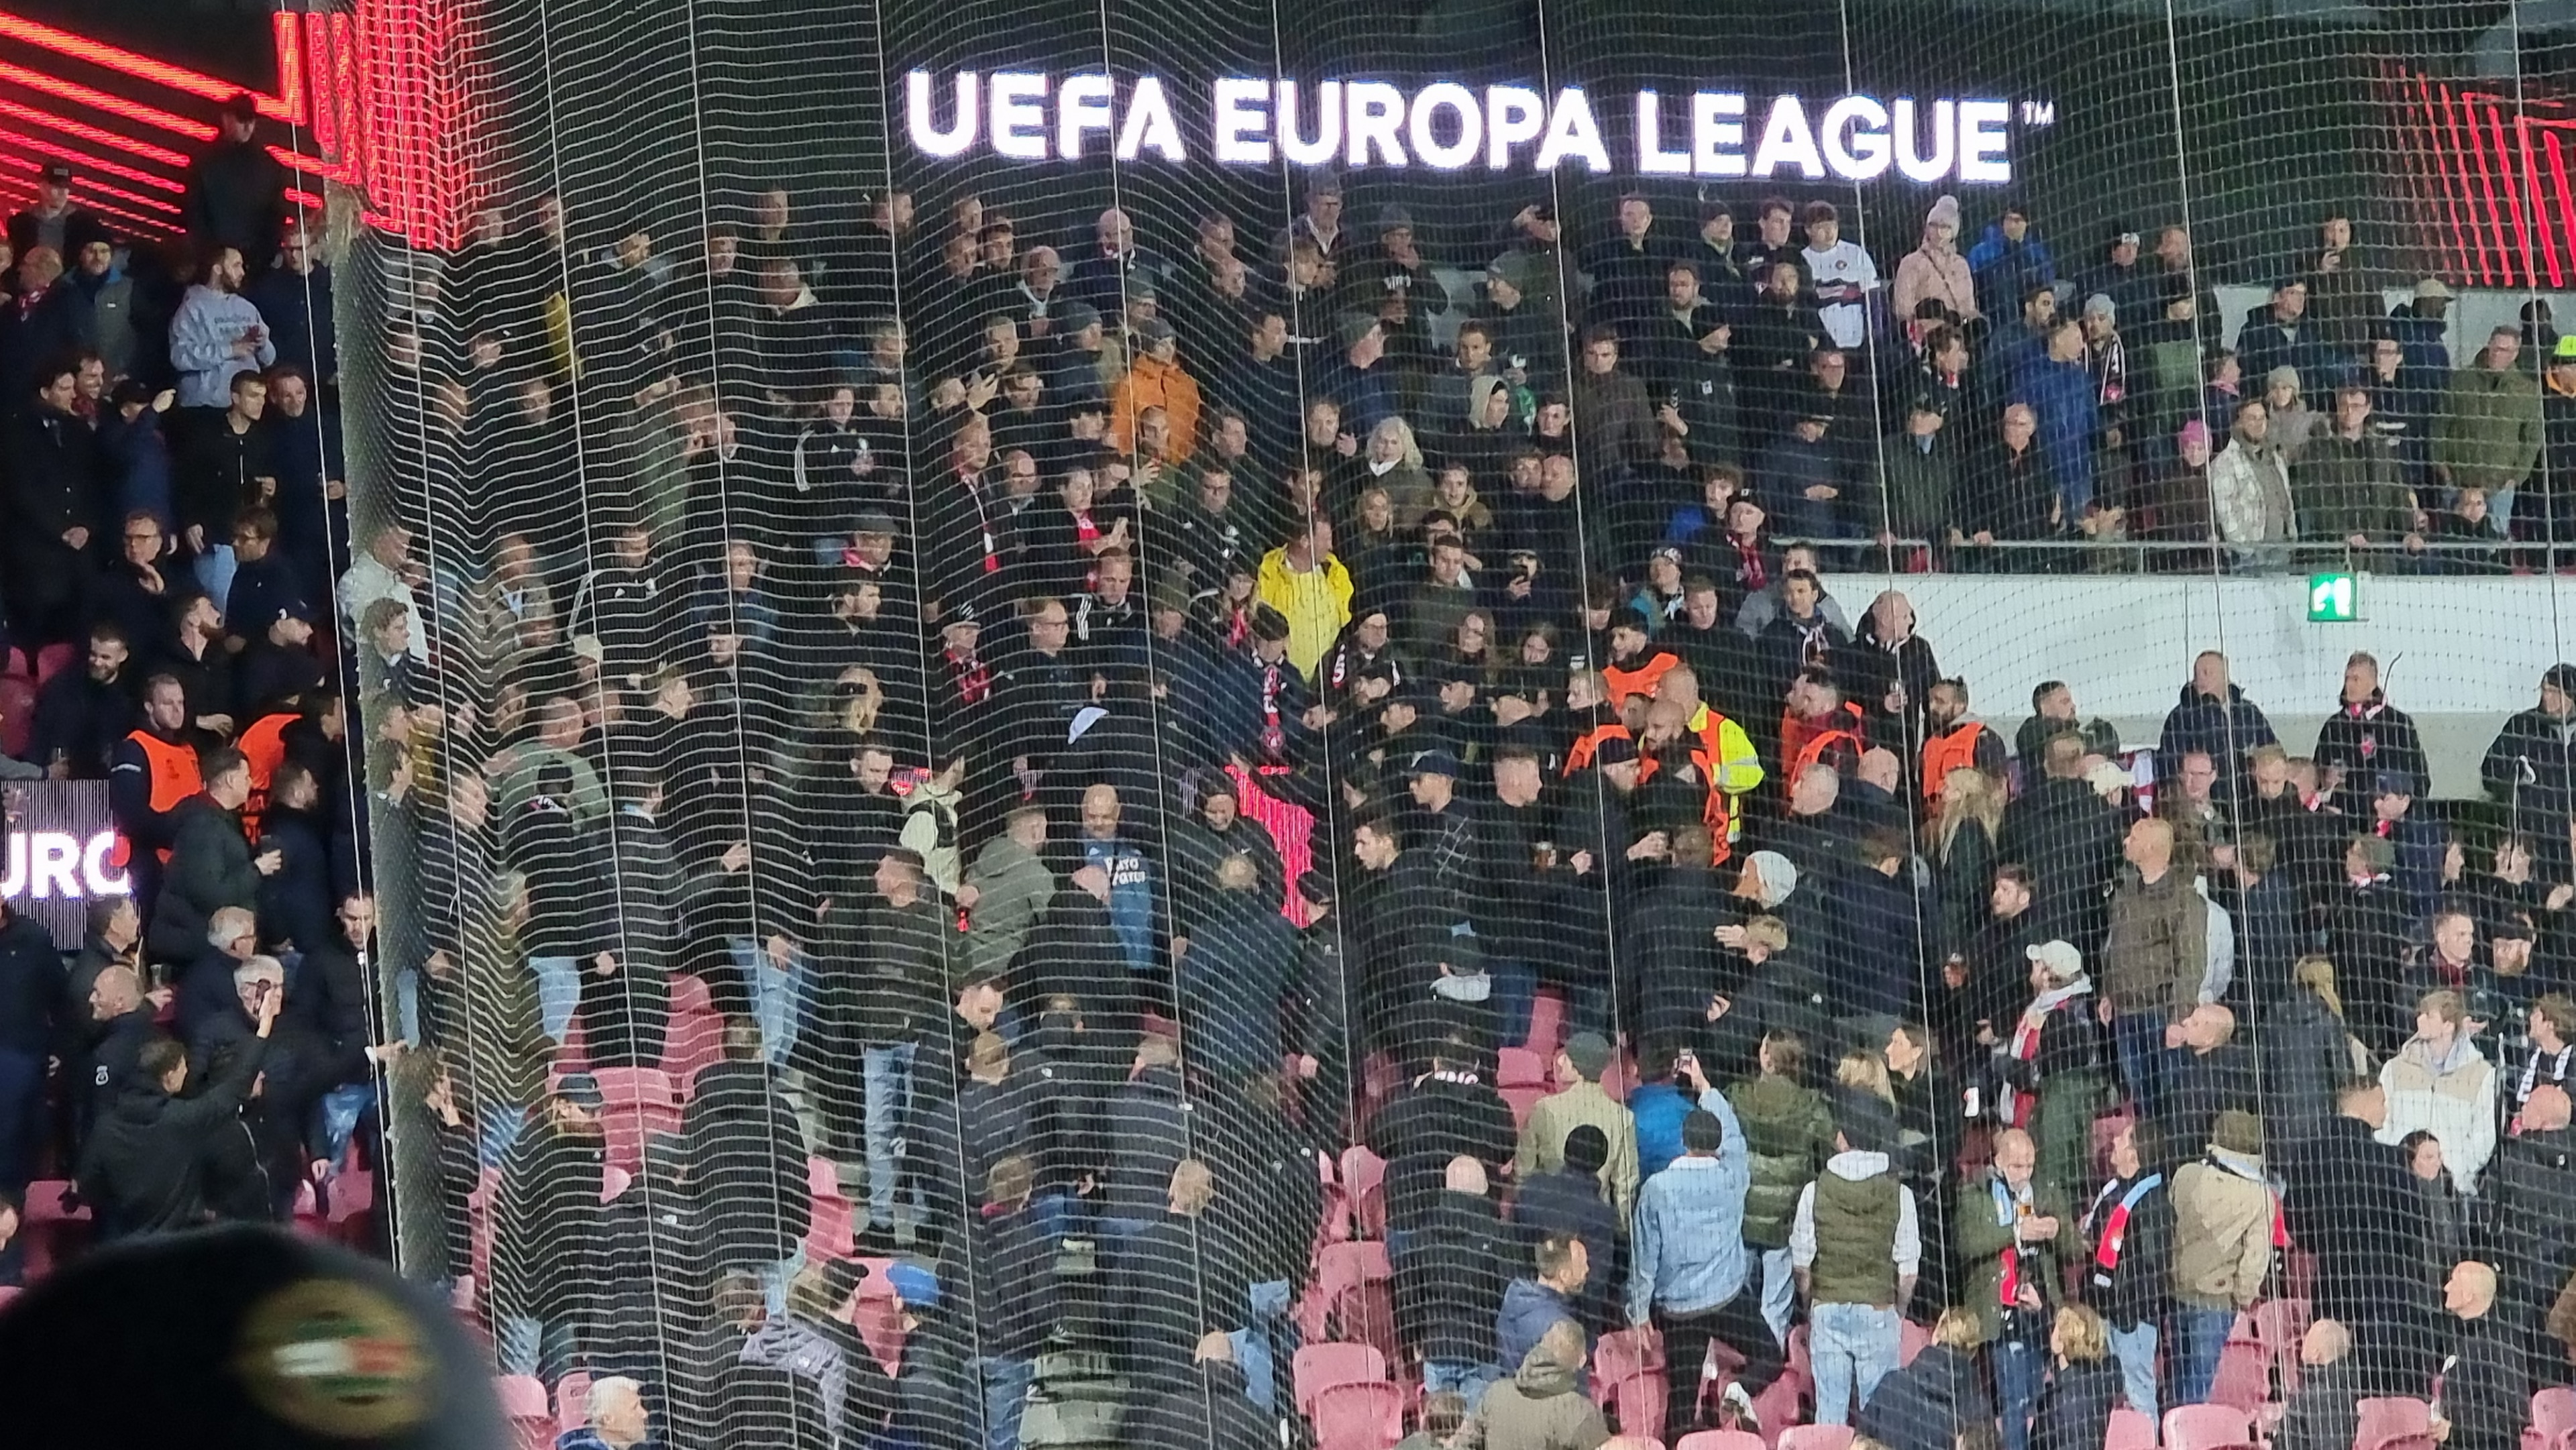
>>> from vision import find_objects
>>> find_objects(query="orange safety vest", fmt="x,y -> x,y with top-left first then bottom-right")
237,712 -> 296,842
1920,720 -> 1990,801
1601,649 -> 1679,710
112,730 -> 203,868
1564,718 -> 1633,777
1781,700 -> 1866,794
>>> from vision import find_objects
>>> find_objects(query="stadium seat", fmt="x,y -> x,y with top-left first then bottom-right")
21,1180 -> 89,1278
1601,1365 -> 1667,1447
326,1168 -> 375,1242
2163,1403 -> 2251,1450
1312,1379 -> 1405,1450
1314,1240 -> 1397,1359
1897,1317 -> 1930,1368
601,1166 -> 633,1203
496,1374 -> 551,1450
1293,1341 -> 1389,1416
850,1272 -> 907,1373
0,674 -> 34,759
1502,1084 -> 1548,1132
1316,1149 -> 1351,1246
1676,1432 -> 1766,1450
2252,1298 -> 2311,1394
2354,1398 -> 2435,1450
1338,1146 -> 1386,1239
31,643 -> 75,687
659,977 -> 725,1090
554,1372 -> 591,1433
805,1190 -> 855,1262
2204,1334 -> 2269,1414
2528,1388 -> 2576,1450
1780,1426 -> 1856,1450
2104,1408 -> 2156,1450
1523,990 -> 1567,1059
1499,1045 -> 1548,1086
594,1068 -> 682,1173
1597,1325 -> 1667,1383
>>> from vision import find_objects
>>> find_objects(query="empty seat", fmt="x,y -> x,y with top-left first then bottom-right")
1781,1425 -> 1856,1450
2204,1335 -> 2269,1414
496,1373 -> 551,1450
1498,1045 -> 1548,1086
1313,1241 -> 1397,1359
2529,1388 -> 2576,1450
2355,1398 -> 2435,1450
1675,1432 -> 1766,1450
2163,1402 -> 2252,1450
1600,1365 -> 1667,1447
1338,1146 -> 1387,1239
1313,1379 -> 1404,1450
2104,1408 -> 2156,1450
1293,1341 -> 1389,1416
1502,1084 -> 1548,1133
555,1371 -> 592,1433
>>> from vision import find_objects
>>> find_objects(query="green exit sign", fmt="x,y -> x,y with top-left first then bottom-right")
2308,571 -> 2360,622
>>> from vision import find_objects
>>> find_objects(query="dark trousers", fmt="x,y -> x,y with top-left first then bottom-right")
1655,1291 -> 1785,1437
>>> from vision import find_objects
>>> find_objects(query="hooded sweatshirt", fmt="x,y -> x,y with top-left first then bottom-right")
2377,1031 -> 2500,1194
1456,1344 -> 1613,1450
168,283 -> 276,408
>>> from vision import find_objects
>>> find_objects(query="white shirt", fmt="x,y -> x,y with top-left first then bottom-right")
1802,240 -> 1879,349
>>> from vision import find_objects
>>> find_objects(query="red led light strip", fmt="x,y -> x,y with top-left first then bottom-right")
0,10 -> 297,120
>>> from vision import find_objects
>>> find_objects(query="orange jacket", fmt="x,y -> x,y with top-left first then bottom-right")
1108,353 -> 1203,463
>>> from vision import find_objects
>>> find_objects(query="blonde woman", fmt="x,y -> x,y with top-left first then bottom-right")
2034,1304 -> 2121,1450
1360,415 -> 1434,529
1928,766 -> 2003,956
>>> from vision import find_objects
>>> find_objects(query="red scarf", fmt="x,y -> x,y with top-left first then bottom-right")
945,647 -> 991,704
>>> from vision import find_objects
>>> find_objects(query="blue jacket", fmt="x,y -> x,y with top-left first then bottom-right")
2155,683 -> 2277,776
2010,353 -> 2098,512
1495,1275 -> 1579,1372
1625,1090 -> 1751,1322
1966,225 -> 2055,319
1629,1081 -> 1693,1178
99,406 -> 173,530
1082,834 -> 1159,972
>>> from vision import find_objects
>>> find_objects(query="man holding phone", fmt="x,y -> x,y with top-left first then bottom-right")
169,243 -> 277,412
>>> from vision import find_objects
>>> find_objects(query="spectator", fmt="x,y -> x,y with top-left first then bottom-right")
1515,1031 -> 1640,1219
2434,326 -> 2544,532
2275,1319 -> 2367,1450
1627,1103 -> 1779,1437
1790,1093 -> 1921,1425
1956,1127 -> 2077,1450
1732,1030 -> 1835,1342
2100,817 -> 2204,1118
168,245 -> 275,412
1858,1308 -> 1995,1450
1498,1233 -> 1590,1375
1893,195 -> 1978,327
2207,398 -> 2296,556
2167,1109 -> 2274,1406
1456,1319 -> 1612,1450
1967,203 -> 2055,325
555,1374 -> 655,1450
2078,1118 -> 2171,1421
2030,1305 -> 2121,1450
2377,988 -> 2500,1194
2434,1262 -> 2527,1450
74,984 -> 275,1240
182,92 -> 288,265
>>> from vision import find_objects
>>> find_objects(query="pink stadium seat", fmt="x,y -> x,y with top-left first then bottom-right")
2355,1398 -> 2435,1450
1596,1325 -> 1667,1384
1293,1342 -> 1389,1416
32,643 -> 76,687
21,1179 -> 89,1277
327,1168 -> 375,1242
0,1284 -> 19,1312
2253,1298 -> 2311,1395
1523,990 -> 1566,1058
2205,1335 -> 2269,1414
2528,1388 -> 2576,1450
1338,1146 -> 1386,1239
0,675 -> 34,759
1676,1433 -> 1766,1450
1603,1365 -> 1668,1447
1316,1150 -> 1351,1246
496,1374 -> 551,1450
1502,1084 -> 1548,1132
1313,1379 -> 1405,1450
1499,1045 -> 1548,1086
850,1279 -> 907,1373
805,1191 -> 855,1262
1780,1426 -> 1855,1450
1314,1240 -> 1397,1359
555,1371 -> 592,1433
601,1166 -> 633,1203
594,1068 -> 682,1174
1897,1317 -> 1930,1368
2163,1403 -> 2252,1450
2104,1408 -> 2156,1450
659,985 -> 725,1092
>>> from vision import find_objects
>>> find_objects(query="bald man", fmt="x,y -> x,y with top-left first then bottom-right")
2103,814 -> 2207,1117
2161,1003 -> 2257,1163
2489,1083 -> 2576,1382
1076,783 -> 1159,982
1402,1155 -> 1513,1402
2277,1319 -> 2365,1450
2440,1261 -> 2526,1450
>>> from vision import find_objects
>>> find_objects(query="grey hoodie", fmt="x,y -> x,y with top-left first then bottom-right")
961,834 -> 1056,976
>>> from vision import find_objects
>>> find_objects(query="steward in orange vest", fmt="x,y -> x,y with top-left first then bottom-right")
107,674 -> 203,913
1778,669 -> 1867,795
1918,678 -> 2008,803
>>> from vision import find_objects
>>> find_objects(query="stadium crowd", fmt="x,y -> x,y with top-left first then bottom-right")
10,85 -> 2576,1450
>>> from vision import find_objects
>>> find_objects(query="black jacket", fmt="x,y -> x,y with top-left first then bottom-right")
1395,1191 -> 1512,1363
74,1028 -> 267,1239
966,1200 -> 1062,1360
148,795 -> 261,961
680,1059 -> 810,1272
0,911 -> 63,1056
1124,1360 -> 1283,1450
1102,1065 -> 1191,1215
2078,1170 -> 2172,1331
491,1121 -> 608,1325
1366,1072 -> 1517,1231
2033,1357 -> 2122,1450
1859,1344 -> 1996,1450
2446,1316 -> 2528,1450
2284,1115 -> 2431,1327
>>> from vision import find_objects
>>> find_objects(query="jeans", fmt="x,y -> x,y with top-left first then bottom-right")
1491,960 -> 1538,1048
2112,1012 -> 2170,1119
1424,1358 -> 1501,1400
498,1314 -> 579,1378
1030,1190 -> 1085,1244
737,938 -> 808,1067
978,1355 -> 1036,1450
1230,1278 -> 1296,1412
1758,1247 -> 1795,1346
476,1104 -> 529,1169
529,954 -> 580,1045
0,1048 -> 42,1192
861,1042 -> 918,1229
1810,1302 -> 1901,1425
2107,1319 -> 2160,1424
2171,1305 -> 2235,1408
1994,1337 -> 2043,1450
310,1082 -> 375,1171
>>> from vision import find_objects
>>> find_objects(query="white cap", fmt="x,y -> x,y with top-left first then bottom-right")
2026,940 -> 2084,981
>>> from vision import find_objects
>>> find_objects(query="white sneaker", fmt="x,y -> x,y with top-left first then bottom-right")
1722,1379 -> 1761,1433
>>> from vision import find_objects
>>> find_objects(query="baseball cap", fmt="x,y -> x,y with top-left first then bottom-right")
1408,748 -> 1462,780
554,1072 -> 606,1111
881,1262 -> 941,1309
1594,735 -> 1640,767
223,91 -> 261,122
2414,278 -> 2454,300
851,512 -> 898,538
1131,316 -> 1176,347
0,1225 -> 506,1448
1563,1031 -> 1613,1080
40,160 -> 69,184
2025,940 -> 2084,980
